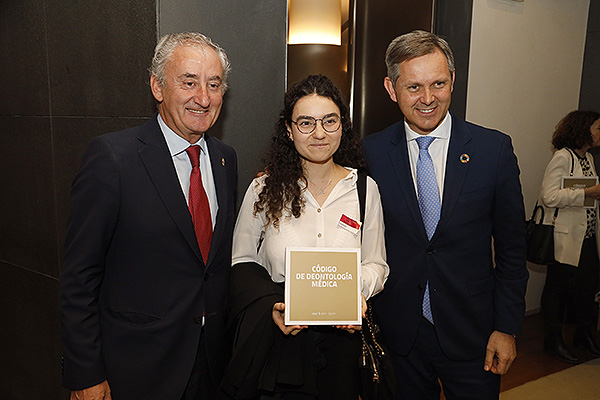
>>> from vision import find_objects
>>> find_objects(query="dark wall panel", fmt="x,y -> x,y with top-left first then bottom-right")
0,116 -> 59,277
434,0 -> 473,120
0,263 -> 67,399
0,0 -> 49,116
579,0 -> 600,111
45,0 -> 157,117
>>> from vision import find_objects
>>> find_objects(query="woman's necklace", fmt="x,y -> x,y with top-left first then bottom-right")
308,168 -> 334,195
309,177 -> 332,195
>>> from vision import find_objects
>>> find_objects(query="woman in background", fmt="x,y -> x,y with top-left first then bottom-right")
539,110 -> 600,363
220,75 -> 388,399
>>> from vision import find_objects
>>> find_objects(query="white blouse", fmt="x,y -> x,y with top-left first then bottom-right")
232,168 -> 389,299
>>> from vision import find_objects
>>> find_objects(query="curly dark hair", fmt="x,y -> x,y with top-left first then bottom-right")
552,110 -> 600,150
254,74 -> 366,229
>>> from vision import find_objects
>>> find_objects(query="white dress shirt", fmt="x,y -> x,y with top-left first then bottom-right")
232,168 -> 389,299
158,114 -> 218,227
406,112 -> 452,201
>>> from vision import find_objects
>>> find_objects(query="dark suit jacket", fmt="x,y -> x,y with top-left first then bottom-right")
363,115 -> 528,360
60,115 -> 237,399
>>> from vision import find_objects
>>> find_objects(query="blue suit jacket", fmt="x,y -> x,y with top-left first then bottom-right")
363,115 -> 528,360
60,115 -> 237,398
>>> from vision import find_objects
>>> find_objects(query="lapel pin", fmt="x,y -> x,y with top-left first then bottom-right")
460,154 -> 470,164
221,158 -> 225,166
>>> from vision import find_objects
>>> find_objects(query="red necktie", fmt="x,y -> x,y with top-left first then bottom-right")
185,146 -> 213,264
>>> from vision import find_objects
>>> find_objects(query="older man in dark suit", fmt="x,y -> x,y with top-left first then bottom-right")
363,30 -> 529,399
60,32 -> 237,399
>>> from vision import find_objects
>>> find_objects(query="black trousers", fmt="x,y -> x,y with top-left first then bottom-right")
182,327 -> 215,400
541,236 -> 600,333
312,327 -> 361,400
391,318 -> 500,400
259,327 -> 361,400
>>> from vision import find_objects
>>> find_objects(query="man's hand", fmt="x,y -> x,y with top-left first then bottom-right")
484,330 -> 517,375
272,302 -> 307,335
71,380 -> 111,400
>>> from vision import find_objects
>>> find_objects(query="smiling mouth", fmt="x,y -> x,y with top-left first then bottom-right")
417,107 -> 436,114
187,108 -> 208,114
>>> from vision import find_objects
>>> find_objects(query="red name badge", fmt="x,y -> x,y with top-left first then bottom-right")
339,214 -> 361,235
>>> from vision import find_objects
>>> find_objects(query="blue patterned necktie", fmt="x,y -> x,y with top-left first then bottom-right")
416,135 -> 440,324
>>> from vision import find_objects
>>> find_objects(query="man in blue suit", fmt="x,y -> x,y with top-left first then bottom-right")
60,32 -> 237,399
363,30 -> 528,399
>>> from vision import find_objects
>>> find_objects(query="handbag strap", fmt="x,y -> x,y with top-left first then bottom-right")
565,148 -> 576,176
357,170 -> 367,235
357,172 -> 389,368
531,201 -> 559,225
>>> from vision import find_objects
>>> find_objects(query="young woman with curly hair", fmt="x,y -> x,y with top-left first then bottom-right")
222,75 -> 388,399
538,110 -> 600,363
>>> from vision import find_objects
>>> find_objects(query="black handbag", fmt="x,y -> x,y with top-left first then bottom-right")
359,300 -> 396,400
525,203 -> 558,265
356,172 -> 396,399
526,150 -> 573,265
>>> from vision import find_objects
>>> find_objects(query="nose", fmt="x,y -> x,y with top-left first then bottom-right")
420,87 -> 434,105
193,86 -> 210,108
311,122 -> 327,139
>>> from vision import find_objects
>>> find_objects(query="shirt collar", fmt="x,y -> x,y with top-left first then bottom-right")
157,113 -> 207,157
405,112 -> 452,142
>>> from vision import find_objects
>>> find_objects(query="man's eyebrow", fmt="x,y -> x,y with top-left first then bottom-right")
177,73 -> 222,82
179,73 -> 198,79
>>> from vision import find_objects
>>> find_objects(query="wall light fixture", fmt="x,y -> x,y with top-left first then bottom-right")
288,0 -> 342,45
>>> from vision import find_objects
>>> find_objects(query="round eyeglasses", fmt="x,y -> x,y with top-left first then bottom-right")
291,114 -> 341,134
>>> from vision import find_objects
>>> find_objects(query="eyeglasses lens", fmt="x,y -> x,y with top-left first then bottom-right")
295,116 -> 340,134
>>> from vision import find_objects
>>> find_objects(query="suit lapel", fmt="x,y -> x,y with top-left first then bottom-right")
205,135 -> 229,268
136,117 -> 204,264
388,123 -> 429,239
434,117 -> 472,240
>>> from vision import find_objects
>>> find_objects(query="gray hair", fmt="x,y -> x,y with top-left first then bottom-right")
385,30 -> 455,87
149,32 -> 231,92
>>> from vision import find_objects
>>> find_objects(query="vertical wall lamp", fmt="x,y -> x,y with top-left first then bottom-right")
286,0 -> 351,102
288,0 -> 342,45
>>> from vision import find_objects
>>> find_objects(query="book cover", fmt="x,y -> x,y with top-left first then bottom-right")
285,247 -> 361,325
